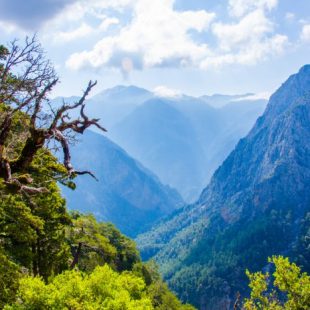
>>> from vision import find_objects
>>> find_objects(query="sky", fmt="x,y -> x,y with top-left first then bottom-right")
0,0 -> 309,98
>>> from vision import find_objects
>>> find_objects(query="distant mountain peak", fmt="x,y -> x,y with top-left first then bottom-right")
93,85 -> 151,100
137,65 -> 310,309
200,93 -> 257,108
62,130 -> 183,237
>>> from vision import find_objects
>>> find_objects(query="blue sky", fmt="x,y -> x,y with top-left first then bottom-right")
0,0 -> 309,98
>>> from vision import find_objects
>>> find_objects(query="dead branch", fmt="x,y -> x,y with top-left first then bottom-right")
0,36 -> 106,193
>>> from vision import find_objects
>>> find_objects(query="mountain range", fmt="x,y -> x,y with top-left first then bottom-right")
57,85 -> 266,237
136,65 -> 310,309
84,87 -> 267,201
62,130 -> 183,237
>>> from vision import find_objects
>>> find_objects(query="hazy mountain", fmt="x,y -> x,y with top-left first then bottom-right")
170,96 -> 267,185
110,94 -> 266,201
86,85 -> 153,129
109,98 -> 207,201
54,86 -> 266,204
199,93 -> 254,108
137,65 -> 310,309
62,130 -> 183,237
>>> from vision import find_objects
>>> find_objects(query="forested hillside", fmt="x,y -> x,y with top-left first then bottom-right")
1,0 -> 310,308
0,38 -> 194,310
62,130 -> 183,237
137,65 -> 310,309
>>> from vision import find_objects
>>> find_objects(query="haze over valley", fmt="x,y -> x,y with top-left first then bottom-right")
1,1 -> 309,309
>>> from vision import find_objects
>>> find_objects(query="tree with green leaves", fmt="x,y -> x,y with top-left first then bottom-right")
0,36 -> 105,305
4,265 -> 154,310
133,261 -> 196,310
66,213 -> 140,272
0,36 -> 106,195
244,256 -> 310,309
0,37 -> 196,310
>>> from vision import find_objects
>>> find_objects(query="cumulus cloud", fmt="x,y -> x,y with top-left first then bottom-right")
301,24 -> 310,42
228,0 -> 278,17
206,8 -> 288,68
50,17 -> 119,44
0,0 -> 76,30
62,0 -> 287,73
212,10 -> 273,51
201,34 -> 287,69
66,0 -> 215,71
99,17 -> 119,31
54,23 -> 94,43
0,20 -> 19,34
285,12 -> 295,21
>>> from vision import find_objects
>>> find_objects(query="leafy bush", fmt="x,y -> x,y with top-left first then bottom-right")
244,256 -> 310,309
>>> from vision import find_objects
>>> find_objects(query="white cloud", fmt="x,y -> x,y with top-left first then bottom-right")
212,10 -> 273,51
50,16 -> 119,44
66,0 -> 215,70
301,24 -> 310,42
200,34 -> 287,69
64,0 -> 286,72
99,17 -> 119,31
229,0 -> 278,17
232,91 -> 271,101
0,20 -> 23,34
153,86 -> 182,98
202,6 -> 287,68
55,23 -> 94,43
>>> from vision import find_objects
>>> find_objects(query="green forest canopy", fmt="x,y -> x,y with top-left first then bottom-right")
0,37 -> 309,310
0,37 -> 195,309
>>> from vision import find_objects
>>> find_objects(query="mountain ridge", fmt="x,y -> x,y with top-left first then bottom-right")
137,65 -> 310,309
62,130 -> 183,237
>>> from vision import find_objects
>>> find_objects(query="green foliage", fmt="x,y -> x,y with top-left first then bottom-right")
0,249 -> 20,309
4,265 -> 153,310
0,45 -> 9,61
292,212 -> 310,271
0,151 -> 71,280
67,213 -> 140,272
0,40 -> 194,310
244,256 -> 310,309
133,261 -> 196,310
0,150 -> 72,303
141,208 -> 303,308
0,103 -> 30,161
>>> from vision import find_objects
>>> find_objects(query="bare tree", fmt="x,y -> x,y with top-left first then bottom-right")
0,36 -> 106,194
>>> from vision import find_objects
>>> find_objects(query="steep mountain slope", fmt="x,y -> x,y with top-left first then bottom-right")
53,86 -> 265,202
170,97 -> 267,185
62,130 -> 183,237
111,96 -> 266,201
137,65 -> 310,309
110,98 -> 207,201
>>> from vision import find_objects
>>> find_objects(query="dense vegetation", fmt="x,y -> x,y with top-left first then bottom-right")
138,208 -> 310,309
1,37 -> 309,310
137,65 -> 310,309
244,256 -> 310,309
0,37 -> 194,310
